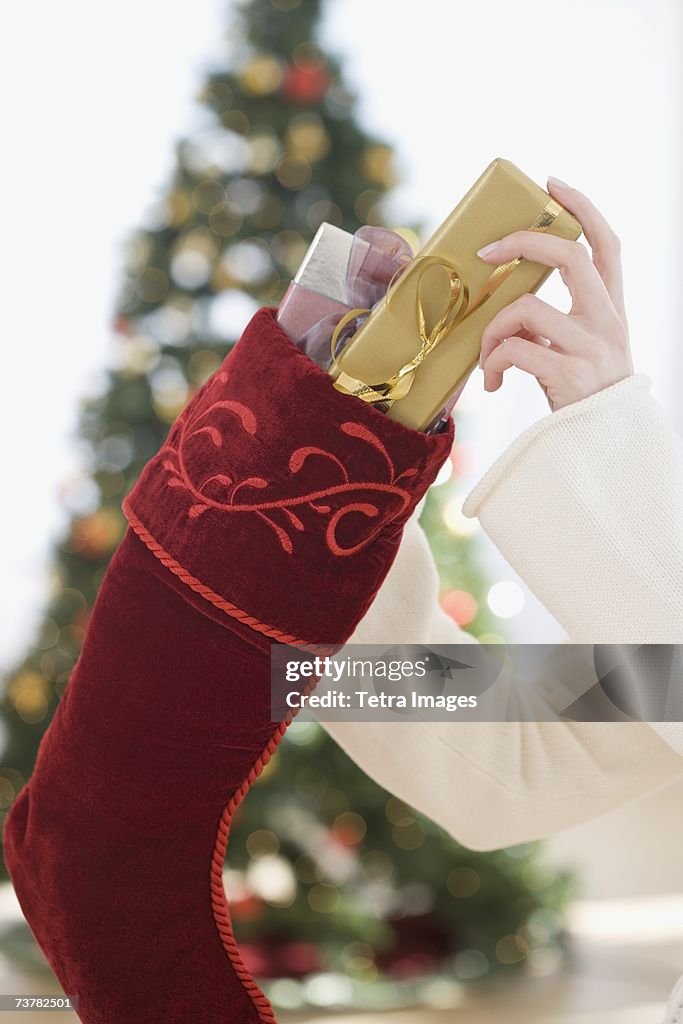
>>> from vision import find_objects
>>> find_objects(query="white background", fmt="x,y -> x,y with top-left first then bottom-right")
0,0 -> 681,666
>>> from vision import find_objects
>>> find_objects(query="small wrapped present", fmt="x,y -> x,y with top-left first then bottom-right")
277,223 -> 460,432
276,222 -> 355,363
329,158 -> 582,431
277,223 -> 412,365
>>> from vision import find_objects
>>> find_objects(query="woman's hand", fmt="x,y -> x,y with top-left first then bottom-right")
476,176 -> 634,411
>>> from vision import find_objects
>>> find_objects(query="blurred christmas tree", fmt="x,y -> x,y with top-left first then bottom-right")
0,0 -> 572,1003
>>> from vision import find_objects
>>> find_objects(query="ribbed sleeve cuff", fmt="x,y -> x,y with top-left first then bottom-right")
123,307 -> 454,648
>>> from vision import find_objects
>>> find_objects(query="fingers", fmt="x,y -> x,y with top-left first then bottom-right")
546,177 -> 627,326
477,229 -> 610,315
482,336 -> 564,393
474,178 -> 633,410
512,327 -> 552,348
479,293 -> 590,367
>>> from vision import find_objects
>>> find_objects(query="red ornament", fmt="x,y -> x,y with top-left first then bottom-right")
113,314 -> 132,336
73,607 -> 92,633
441,589 -> 479,627
230,894 -> 264,921
239,940 -> 322,979
281,61 -> 330,103
375,914 -> 451,977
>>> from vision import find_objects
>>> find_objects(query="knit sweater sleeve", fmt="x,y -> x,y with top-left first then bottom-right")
321,513 -> 683,852
321,374 -> 683,852
462,372 -> 683,753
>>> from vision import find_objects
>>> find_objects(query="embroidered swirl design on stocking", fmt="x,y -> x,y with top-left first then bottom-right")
160,370 -> 418,557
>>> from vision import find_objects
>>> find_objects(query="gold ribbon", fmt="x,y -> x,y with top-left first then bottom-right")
330,198 -> 564,408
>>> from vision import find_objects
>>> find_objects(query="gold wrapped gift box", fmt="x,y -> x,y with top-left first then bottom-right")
329,158 -> 583,431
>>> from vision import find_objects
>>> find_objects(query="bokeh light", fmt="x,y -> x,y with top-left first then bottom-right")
487,580 -> 525,619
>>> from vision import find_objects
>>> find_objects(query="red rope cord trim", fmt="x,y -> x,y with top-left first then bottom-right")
122,499 -> 333,655
210,745 -> 282,1023
209,701 -> 309,1024
122,500 -> 332,1022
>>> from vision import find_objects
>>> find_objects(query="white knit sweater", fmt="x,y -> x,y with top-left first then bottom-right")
320,373 -> 683,1024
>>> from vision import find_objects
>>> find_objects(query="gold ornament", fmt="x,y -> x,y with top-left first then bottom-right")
275,154 -> 311,190
134,267 -> 170,304
8,670 -> 51,724
220,109 -> 250,135
360,144 -> 397,187
164,189 -> 193,228
447,867 -> 481,898
71,507 -> 126,558
192,178 -> 226,215
247,131 -> 282,176
285,114 -> 330,162
238,54 -> 285,96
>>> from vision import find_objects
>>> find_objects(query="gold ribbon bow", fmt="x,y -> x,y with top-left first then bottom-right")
330,198 -> 564,408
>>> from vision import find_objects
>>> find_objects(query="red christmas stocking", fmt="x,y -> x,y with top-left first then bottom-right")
3,307 -> 453,1023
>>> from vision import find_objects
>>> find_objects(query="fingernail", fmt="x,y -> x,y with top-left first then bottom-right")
477,240 -> 501,258
547,175 -> 570,191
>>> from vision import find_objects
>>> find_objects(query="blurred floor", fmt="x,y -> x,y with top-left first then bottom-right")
0,893 -> 681,1024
